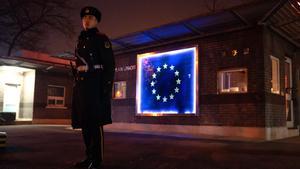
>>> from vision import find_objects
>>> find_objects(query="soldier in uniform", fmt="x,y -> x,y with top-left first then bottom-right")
71,6 -> 115,169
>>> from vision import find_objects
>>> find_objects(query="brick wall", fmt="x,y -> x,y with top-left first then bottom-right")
112,26 -> 268,127
263,26 -> 300,127
33,70 -> 73,120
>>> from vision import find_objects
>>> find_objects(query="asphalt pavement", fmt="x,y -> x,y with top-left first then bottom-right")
1,125 -> 300,169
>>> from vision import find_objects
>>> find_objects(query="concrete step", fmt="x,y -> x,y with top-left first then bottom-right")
288,128 -> 299,137
15,120 -> 32,125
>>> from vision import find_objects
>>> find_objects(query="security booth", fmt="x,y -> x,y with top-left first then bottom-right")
0,50 -> 73,124
109,0 -> 300,140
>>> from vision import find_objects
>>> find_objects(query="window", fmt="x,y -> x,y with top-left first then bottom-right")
47,85 -> 65,108
218,68 -> 248,93
271,56 -> 280,94
113,81 -> 126,99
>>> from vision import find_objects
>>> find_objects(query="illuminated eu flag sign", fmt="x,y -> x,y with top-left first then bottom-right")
136,47 -> 197,115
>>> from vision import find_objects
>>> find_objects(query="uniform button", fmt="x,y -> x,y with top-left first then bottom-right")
86,37 -> 89,40
83,45 -> 86,48
90,53 -> 93,56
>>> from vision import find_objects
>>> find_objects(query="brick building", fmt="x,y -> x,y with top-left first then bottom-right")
0,50 -> 73,124
0,0 -> 299,140
109,0 -> 300,140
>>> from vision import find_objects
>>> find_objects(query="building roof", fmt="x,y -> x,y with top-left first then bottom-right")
260,0 -> 300,47
0,50 -> 74,73
111,0 -> 299,55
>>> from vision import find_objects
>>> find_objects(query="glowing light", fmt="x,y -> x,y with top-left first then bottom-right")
116,90 -> 122,97
232,49 -> 238,56
138,52 -> 156,58
163,96 -> 168,102
290,0 -> 300,13
169,94 -> 174,100
170,65 -> 175,70
136,47 -> 198,115
150,81 -> 155,86
152,113 -> 159,116
0,66 -> 35,120
152,89 -> 156,94
152,73 -> 157,79
157,67 -> 161,72
142,111 -> 179,115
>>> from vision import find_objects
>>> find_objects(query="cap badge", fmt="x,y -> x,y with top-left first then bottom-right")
105,41 -> 111,48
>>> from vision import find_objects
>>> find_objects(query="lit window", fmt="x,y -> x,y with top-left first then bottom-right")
113,81 -> 126,99
47,85 -> 65,108
218,69 -> 248,93
271,56 -> 280,94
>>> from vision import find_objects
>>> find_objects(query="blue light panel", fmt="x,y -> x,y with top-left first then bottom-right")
136,47 -> 197,115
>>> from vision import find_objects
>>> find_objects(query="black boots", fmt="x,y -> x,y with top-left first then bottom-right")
74,159 -> 102,169
88,162 -> 102,169
74,159 -> 91,168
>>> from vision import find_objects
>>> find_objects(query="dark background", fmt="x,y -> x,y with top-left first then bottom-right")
44,0 -> 253,55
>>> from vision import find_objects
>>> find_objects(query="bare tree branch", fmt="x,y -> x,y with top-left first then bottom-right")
0,0 -> 75,56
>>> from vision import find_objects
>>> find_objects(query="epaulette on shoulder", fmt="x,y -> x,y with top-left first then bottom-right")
96,32 -> 109,40
97,32 -> 112,48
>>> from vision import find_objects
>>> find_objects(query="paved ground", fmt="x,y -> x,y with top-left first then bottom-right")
1,125 -> 300,169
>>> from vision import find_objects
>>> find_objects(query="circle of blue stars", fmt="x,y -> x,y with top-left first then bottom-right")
149,63 -> 181,103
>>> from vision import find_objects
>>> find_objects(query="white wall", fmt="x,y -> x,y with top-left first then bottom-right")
19,70 -> 36,120
0,66 -> 35,121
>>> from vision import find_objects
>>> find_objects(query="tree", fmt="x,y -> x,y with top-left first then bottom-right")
0,0 -> 74,56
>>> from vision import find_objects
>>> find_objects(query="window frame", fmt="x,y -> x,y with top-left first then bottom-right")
270,55 -> 280,94
46,85 -> 66,109
112,81 -> 127,99
217,68 -> 248,94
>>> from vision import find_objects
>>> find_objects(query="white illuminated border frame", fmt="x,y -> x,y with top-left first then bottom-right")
136,46 -> 198,116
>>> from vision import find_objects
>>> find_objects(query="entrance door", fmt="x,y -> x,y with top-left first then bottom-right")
285,57 -> 294,128
3,83 -> 21,120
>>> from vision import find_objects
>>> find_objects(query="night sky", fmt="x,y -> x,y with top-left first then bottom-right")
11,0 -> 256,55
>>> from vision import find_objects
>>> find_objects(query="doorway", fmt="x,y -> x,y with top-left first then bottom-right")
285,57 -> 294,128
3,83 -> 21,119
0,66 -> 36,121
